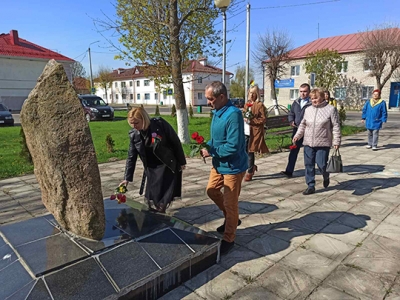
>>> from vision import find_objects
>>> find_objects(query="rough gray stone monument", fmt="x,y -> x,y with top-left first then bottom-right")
20,59 -> 105,240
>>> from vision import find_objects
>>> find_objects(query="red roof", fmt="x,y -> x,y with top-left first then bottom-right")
0,30 -> 73,61
288,28 -> 400,60
103,59 -> 233,80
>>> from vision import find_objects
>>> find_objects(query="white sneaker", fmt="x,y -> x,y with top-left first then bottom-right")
372,147 -> 378,151
366,145 -> 372,149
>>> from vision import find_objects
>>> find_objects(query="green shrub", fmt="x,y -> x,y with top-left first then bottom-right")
189,104 -> 194,118
19,127 -> 32,164
171,104 -> 176,117
339,105 -> 346,127
155,105 -> 161,116
105,134 -> 115,153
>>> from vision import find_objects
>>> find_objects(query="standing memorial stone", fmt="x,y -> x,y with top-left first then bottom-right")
20,59 -> 105,240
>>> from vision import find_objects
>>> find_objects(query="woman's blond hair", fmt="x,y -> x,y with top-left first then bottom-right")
127,107 -> 151,130
248,85 -> 261,102
309,88 -> 325,99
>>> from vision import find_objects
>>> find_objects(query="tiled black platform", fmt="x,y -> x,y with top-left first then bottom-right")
0,200 -> 220,300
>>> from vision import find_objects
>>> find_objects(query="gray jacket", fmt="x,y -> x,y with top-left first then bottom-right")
288,97 -> 312,126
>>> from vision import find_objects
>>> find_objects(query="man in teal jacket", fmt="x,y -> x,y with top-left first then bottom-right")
201,81 -> 247,255
361,89 -> 387,150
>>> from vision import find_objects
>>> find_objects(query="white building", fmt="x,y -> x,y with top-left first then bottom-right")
263,30 -> 400,109
0,30 -> 73,110
95,58 -> 232,106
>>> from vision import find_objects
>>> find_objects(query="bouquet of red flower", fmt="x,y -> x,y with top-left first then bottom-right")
289,144 -> 297,150
243,103 -> 254,120
110,185 -> 127,204
190,132 -> 210,163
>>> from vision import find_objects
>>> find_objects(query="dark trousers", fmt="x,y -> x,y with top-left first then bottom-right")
245,135 -> 255,173
303,146 -> 330,188
285,128 -> 303,174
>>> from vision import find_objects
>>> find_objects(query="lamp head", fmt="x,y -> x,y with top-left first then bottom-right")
214,0 -> 231,9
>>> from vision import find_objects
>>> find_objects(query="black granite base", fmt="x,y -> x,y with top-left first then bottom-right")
0,200 -> 220,300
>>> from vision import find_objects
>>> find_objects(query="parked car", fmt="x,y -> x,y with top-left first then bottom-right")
230,98 -> 245,108
0,103 -> 14,126
78,95 -> 114,122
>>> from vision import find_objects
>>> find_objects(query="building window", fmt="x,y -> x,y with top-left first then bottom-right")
122,94 -> 126,100
198,93 -> 203,100
116,94 -> 119,100
130,94 -> 133,100
144,80 -> 150,86
129,81 -> 133,87
136,81 -> 140,87
154,93 -> 158,100
290,65 -> 300,76
137,94 -> 140,100
290,89 -> 299,100
334,87 -> 346,100
115,82 -> 118,87
145,93 -> 150,100
337,61 -> 348,73
197,77 -> 202,83
362,86 -> 374,100
121,82 -> 126,88
163,91 -> 167,100
364,59 -> 374,71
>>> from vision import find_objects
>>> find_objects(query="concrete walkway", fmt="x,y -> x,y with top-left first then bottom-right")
1,127 -> 400,299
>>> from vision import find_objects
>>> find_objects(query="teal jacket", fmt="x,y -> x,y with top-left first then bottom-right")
361,99 -> 387,130
207,101 -> 248,174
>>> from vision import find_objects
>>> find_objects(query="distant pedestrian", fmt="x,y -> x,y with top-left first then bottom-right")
293,88 -> 341,195
120,107 -> 186,213
324,90 -> 337,108
201,81 -> 247,255
243,85 -> 269,181
362,89 -> 387,150
281,83 -> 312,178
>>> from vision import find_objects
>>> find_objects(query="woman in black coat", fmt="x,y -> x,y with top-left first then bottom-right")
120,107 -> 186,213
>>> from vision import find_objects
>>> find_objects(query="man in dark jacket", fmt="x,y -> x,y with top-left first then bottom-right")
281,83 -> 311,178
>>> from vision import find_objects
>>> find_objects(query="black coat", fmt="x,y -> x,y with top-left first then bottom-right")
124,117 -> 186,182
288,98 -> 312,126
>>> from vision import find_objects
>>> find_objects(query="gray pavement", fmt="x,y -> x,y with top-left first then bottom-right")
1,126 -> 400,299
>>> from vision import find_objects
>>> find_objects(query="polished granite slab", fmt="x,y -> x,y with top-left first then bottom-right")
0,199 -> 220,300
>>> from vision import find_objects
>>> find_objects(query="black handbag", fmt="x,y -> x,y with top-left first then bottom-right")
326,149 -> 343,173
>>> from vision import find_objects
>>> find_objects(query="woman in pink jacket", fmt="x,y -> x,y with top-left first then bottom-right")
293,88 -> 341,195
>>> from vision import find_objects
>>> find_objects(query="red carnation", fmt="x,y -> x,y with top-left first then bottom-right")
289,145 -> 297,150
191,132 -> 199,139
247,103 -> 253,107
120,195 -> 127,203
196,135 -> 205,144
110,194 -> 116,200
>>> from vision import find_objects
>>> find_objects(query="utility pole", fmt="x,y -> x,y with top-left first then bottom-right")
88,41 -> 100,94
245,3 -> 250,100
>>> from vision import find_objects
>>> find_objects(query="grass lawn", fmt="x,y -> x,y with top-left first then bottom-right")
0,110 -> 365,180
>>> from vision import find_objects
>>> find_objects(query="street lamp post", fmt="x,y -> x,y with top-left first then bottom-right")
88,41 -> 100,94
214,0 -> 231,85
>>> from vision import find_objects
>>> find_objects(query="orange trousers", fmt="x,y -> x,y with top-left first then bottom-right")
206,168 -> 245,242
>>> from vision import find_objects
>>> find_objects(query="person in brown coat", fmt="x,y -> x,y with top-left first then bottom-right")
243,85 -> 269,181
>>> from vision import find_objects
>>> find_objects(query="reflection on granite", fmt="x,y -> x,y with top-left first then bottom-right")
1,200 -> 220,299
28,278 -> 52,300
171,228 -> 219,252
7,280 -> 35,300
0,244 -> 17,270
99,240 -> 160,290
16,233 -> 88,276
138,229 -> 194,268
0,260 -> 32,300
0,216 -> 60,247
45,258 -> 116,300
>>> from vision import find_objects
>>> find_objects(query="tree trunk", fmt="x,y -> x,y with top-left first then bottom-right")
170,0 -> 190,143
269,77 -> 277,101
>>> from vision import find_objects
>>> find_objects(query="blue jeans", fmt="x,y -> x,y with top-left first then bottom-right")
303,146 -> 330,188
367,129 -> 379,147
285,128 -> 303,174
